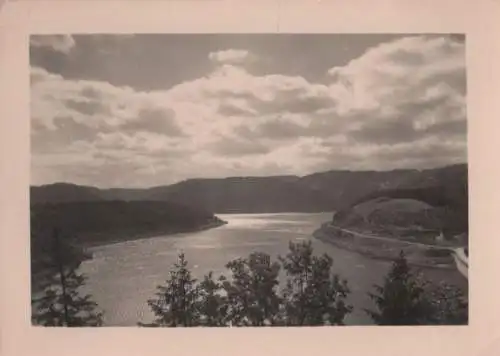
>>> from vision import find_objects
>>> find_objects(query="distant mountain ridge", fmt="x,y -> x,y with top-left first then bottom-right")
31,163 -> 468,214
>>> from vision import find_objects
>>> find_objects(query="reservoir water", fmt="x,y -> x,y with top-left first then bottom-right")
79,212 -> 461,326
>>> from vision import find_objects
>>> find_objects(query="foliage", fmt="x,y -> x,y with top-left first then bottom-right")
365,251 -> 435,325
346,185 -> 468,234
31,229 -> 103,326
142,242 -> 353,327
196,272 -> 228,326
30,200 -> 223,248
426,282 -> 468,325
222,252 -> 282,326
144,253 -> 200,327
365,251 -> 468,325
279,241 -> 352,325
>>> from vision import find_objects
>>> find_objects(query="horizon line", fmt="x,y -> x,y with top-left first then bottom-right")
30,162 -> 468,190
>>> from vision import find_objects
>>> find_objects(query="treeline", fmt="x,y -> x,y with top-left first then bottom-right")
31,229 -> 103,326
32,233 -> 468,327
31,164 -> 468,215
333,185 -> 468,234
348,184 -> 468,231
31,201 -> 225,280
352,186 -> 458,209
31,201 -> 222,240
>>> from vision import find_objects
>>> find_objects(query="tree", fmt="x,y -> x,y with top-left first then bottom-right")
426,281 -> 468,325
31,228 -> 103,326
365,251 -> 434,325
144,252 -> 200,327
196,272 -> 228,326
279,241 -> 352,326
222,252 -> 282,326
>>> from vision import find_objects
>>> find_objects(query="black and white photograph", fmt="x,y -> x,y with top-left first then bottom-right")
29,33 -> 468,327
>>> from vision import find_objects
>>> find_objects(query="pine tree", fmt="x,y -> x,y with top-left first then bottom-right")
144,252 -> 200,327
31,228 -> 103,326
365,250 -> 434,325
279,241 -> 352,326
196,272 -> 228,326
222,252 -> 282,326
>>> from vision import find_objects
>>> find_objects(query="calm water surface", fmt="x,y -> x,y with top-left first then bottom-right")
80,212 -> 455,326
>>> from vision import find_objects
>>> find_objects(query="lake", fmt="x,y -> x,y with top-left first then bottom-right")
79,212 -> 459,326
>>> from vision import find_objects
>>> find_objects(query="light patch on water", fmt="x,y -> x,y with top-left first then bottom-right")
187,244 -> 222,250
219,215 -> 306,230
188,241 -> 279,250
155,250 -> 183,257
232,219 -> 301,229
294,237 -> 307,241
263,228 -> 310,234
79,212 -> 397,326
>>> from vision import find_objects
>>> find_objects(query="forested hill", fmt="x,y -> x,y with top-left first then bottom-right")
30,163 -> 467,214
331,165 -> 468,235
299,163 -> 467,212
138,176 -> 333,213
31,177 -> 335,213
30,200 -> 226,292
31,200 -> 225,247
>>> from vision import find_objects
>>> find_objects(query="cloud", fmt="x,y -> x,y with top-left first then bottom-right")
31,67 -> 184,136
31,35 -> 466,187
208,49 -> 251,64
122,107 -> 183,136
326,35 -> 465,113
30,66 -> 191,186
208,135 -> 273,157
30,35 -> 76,54
317,35 -> 466,152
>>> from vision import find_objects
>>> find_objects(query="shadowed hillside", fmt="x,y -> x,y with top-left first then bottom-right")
30,200 -> 227,288
30,164 -> 467,216
31,200 -> 225,247
140,176 -> 333,213
333,164 -> 468,235
30,183 -> 104,203
299,164 -> 467,212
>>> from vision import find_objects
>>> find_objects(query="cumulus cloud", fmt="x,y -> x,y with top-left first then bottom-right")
30,35 -> 76,54
208,49 -> 251,64
326,35 -> 465,110
31,67 -> 184,136
30,67 -> 191,186
324,35 -> 466,150
31,35 -> 466,187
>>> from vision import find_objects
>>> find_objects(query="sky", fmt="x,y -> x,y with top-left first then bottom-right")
30,34 -> 467,188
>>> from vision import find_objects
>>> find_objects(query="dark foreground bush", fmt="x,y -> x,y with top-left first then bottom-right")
141,241 -> 352,327
365,251 -> 468,325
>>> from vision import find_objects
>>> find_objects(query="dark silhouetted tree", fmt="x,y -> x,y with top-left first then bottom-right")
365,251 -> 434,325
222,252 -> 282,326
279,240 -> 352,325
196,272 -> 228,326
31,229 -> 103,326
143,252 -> 200,327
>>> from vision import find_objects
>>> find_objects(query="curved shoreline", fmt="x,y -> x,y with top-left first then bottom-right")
313,223 -> 458,271
82,219 -> 228,249
31,219 -> 228,294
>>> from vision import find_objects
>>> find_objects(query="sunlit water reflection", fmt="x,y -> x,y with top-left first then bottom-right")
80,212 -> 462,326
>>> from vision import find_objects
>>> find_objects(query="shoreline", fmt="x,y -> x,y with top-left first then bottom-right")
312,224 -> 457,271
81,219 -> 228,250
31,219 -> 227,294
